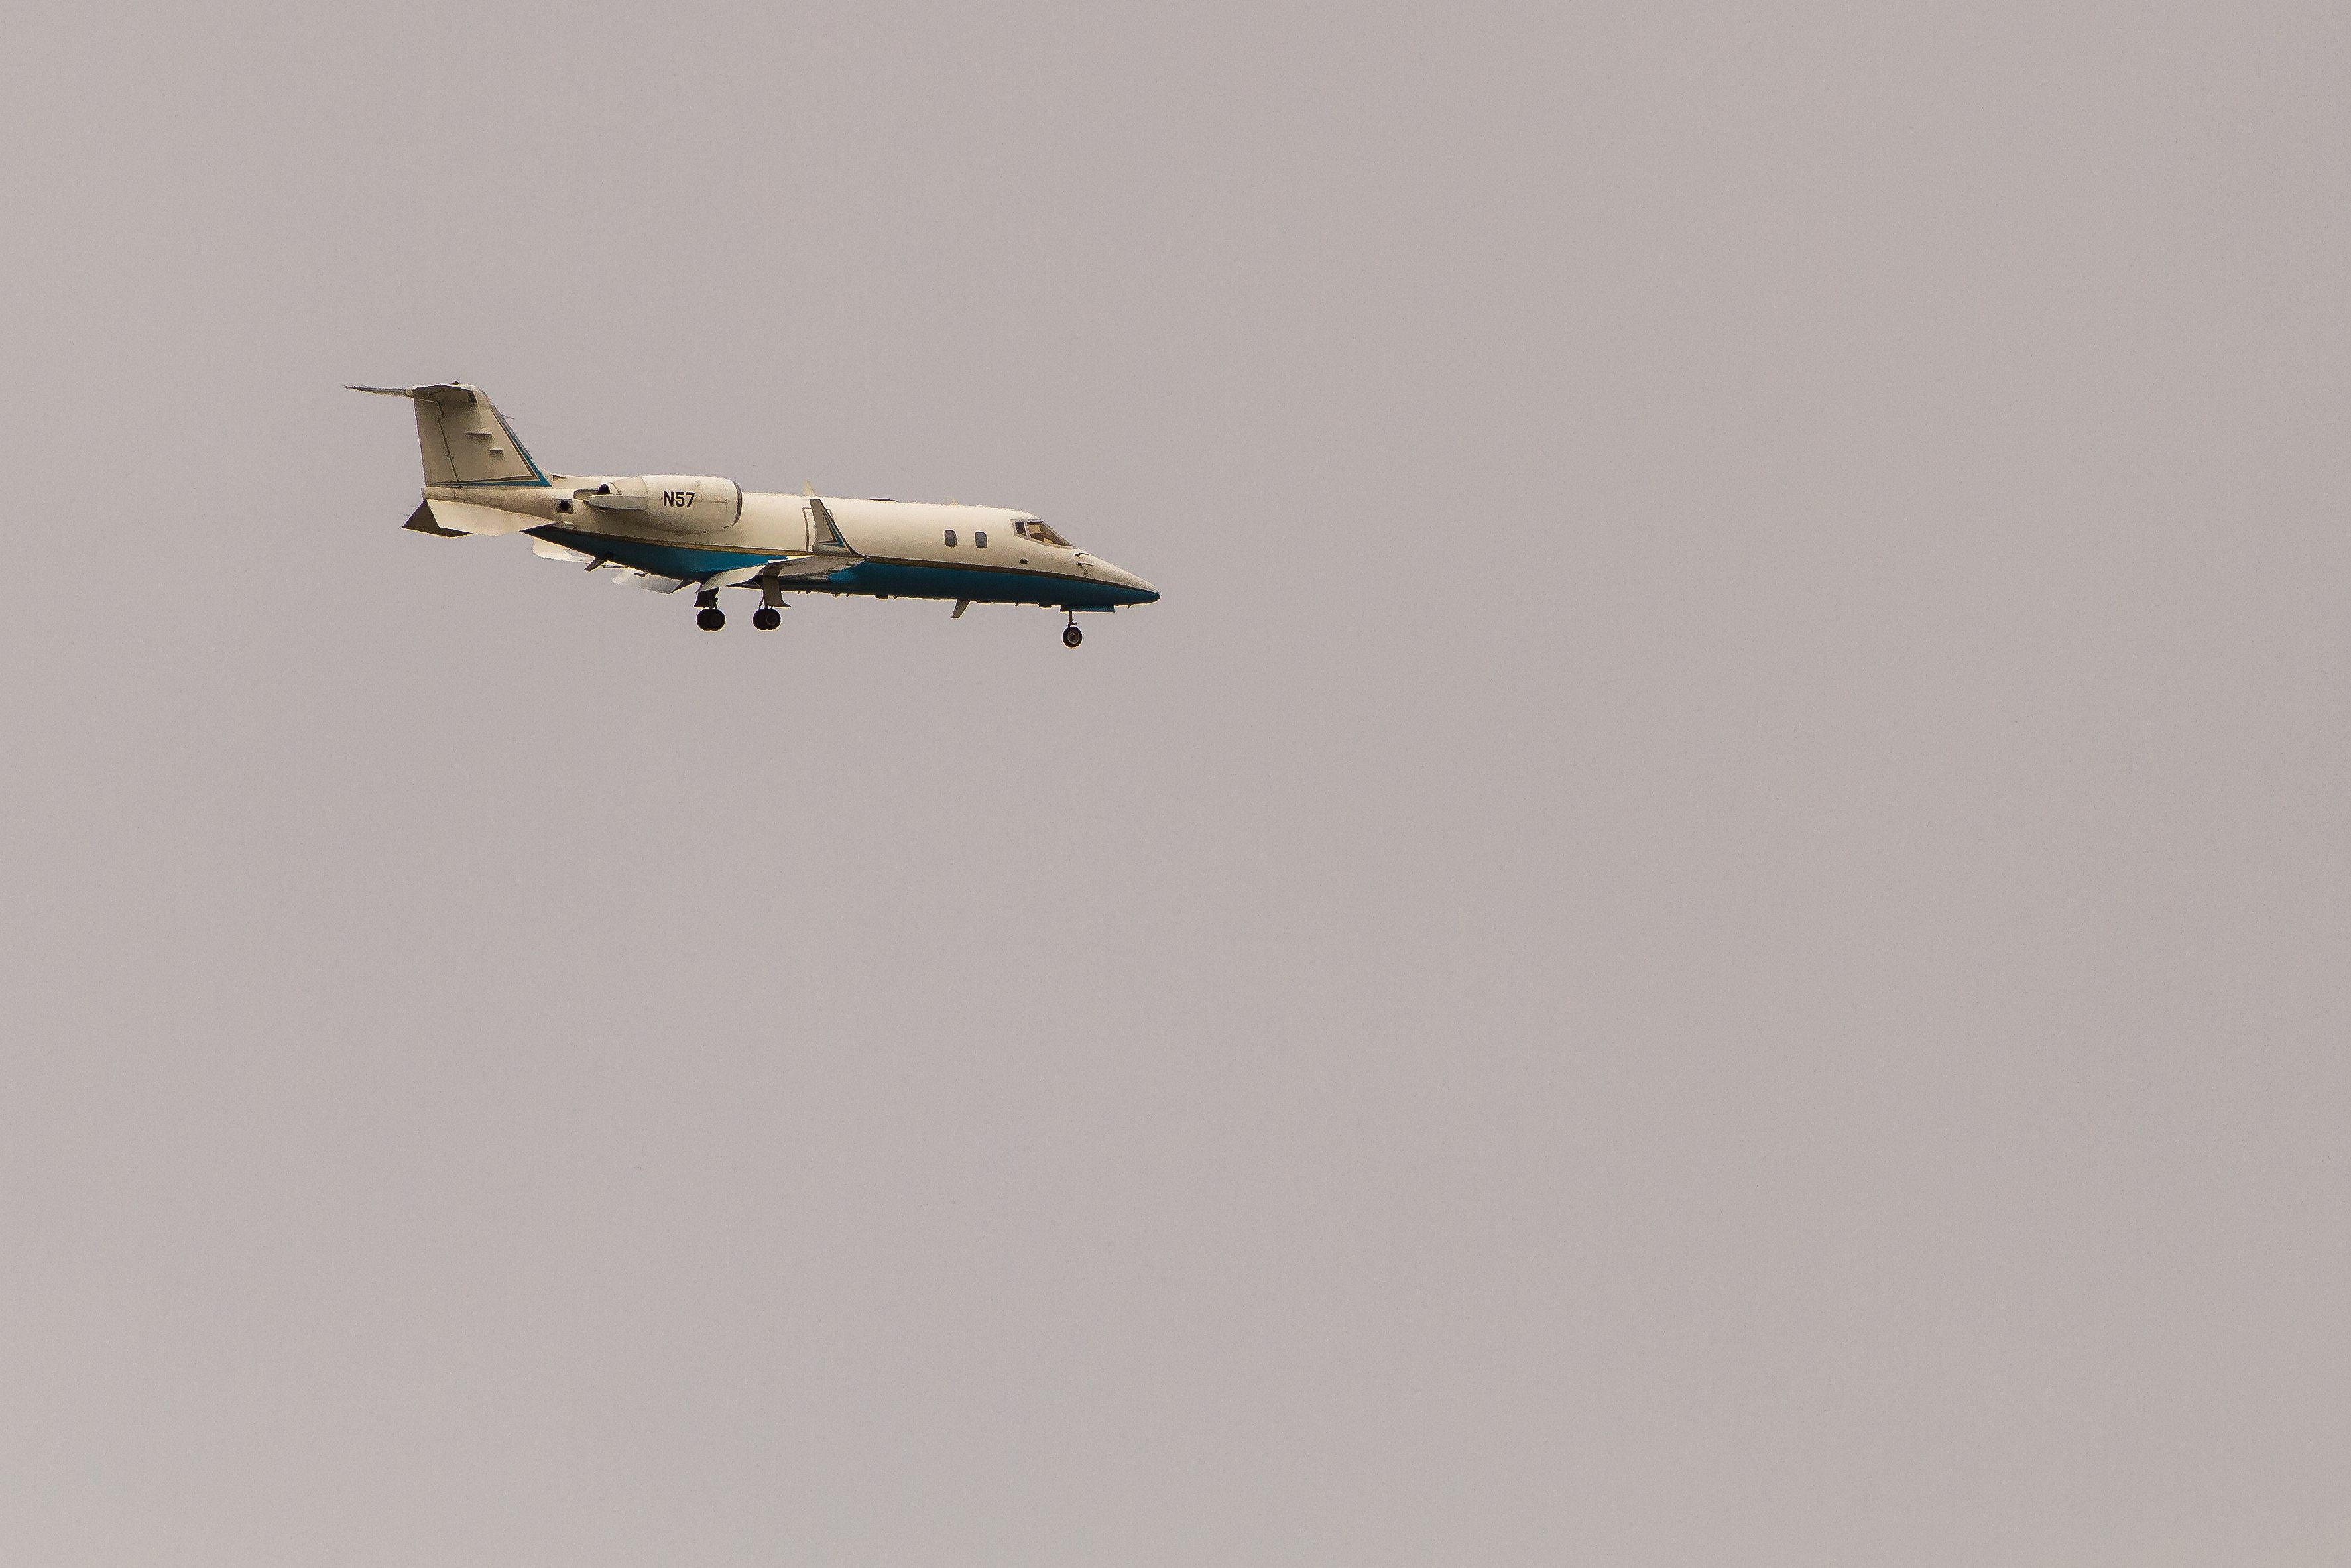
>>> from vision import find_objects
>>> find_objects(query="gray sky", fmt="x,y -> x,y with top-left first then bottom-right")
5,1 -> 2348,1562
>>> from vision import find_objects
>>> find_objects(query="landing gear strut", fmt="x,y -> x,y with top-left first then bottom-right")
695,588 -> 725,632
751,578 -> 786,631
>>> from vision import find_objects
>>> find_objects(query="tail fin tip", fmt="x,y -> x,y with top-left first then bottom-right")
352,381 -> 542,486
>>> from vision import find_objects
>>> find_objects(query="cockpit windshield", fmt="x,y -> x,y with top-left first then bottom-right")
1015,518 -> 1072,547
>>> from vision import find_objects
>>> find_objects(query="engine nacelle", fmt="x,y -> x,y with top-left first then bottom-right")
581,475 -> 742,534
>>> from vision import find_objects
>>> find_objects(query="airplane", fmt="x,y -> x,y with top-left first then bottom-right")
352,382 -> 1159,644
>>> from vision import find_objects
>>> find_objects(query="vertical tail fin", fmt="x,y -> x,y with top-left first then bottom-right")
349,383 -> 549,488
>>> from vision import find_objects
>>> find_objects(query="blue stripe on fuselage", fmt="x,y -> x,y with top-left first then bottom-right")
814,560 -> 1156,607
526,528 -> 1156,606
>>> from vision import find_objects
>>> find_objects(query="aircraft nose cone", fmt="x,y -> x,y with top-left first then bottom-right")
1101,562 -> 1159,603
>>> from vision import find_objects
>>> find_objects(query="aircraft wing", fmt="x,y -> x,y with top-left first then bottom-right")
602,552 -> 858,595
763,553 -> 857,579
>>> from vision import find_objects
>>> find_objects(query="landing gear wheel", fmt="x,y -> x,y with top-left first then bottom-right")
697,607 -> 726,631
753,606 -> 781,631
1062,623 -> 1083,648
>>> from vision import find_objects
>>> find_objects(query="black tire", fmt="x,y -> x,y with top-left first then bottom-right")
1062,624 -> 1083,648
753,606 -> 781,631
697,607 -> 725,631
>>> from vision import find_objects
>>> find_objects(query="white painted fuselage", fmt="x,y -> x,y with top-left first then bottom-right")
357,381 -> 1160,636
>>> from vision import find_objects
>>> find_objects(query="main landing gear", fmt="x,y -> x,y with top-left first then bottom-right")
695,582 -> 786,631
752,579 -> 786,631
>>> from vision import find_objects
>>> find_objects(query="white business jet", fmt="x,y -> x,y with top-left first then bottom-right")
353,383 -> 1159,645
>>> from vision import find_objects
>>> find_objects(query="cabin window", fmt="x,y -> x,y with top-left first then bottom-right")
975,531 -> 987,548
944,529 -> 956,546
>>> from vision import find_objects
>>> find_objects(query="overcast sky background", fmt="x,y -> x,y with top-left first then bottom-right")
4,1 -> 2348,1563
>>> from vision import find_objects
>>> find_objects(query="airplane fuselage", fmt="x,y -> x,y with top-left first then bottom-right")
469,481 -> 1159,609
358,381 -> 1156,640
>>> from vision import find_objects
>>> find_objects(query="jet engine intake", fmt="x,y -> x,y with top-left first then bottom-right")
583,475 -> 742,534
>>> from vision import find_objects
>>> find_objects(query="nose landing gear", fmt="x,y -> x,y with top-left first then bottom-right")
1062,618 -> 1083,648
695,587 -> 725,631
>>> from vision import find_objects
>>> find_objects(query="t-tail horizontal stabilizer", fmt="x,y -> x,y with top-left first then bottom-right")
352,382 -> 547,488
